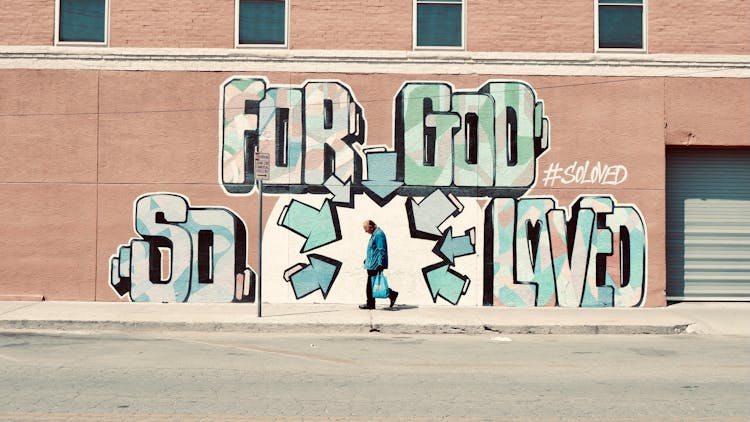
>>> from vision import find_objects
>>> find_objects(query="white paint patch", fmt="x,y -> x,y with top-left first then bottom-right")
262,193 -> 485,306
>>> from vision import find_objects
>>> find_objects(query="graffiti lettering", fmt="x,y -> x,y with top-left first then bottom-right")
484,196 -> 646,307
395,81 -> 550,197
542,161 -> 628,187
221,78 -> 550,201
110,193 -> 255,303
221,77 -> 365,196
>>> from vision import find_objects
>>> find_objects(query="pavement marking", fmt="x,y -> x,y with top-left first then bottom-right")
171,338 -> 357,365
0,353 -> 22,363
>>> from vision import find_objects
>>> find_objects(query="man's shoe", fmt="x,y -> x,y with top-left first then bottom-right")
389,291 -> 399,308
359,304 -> 374,310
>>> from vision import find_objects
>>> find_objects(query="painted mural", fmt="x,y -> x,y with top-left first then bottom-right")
110,76 -> 647,307
110,193 -> 255,303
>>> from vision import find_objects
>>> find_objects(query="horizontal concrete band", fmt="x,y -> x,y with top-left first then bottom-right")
0,320 -> 691,335
1,47 -> 748,77
2,302 -> 746,335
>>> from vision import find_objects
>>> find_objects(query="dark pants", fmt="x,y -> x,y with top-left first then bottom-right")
365,269 -> 395,308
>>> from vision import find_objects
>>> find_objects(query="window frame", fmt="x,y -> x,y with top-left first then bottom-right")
413,0 -> 466,51
594,0 -> 647,53
235,0 -> 289,49
54,0 -> 110,46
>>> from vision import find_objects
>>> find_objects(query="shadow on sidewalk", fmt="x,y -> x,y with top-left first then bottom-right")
380,304 -> 418,312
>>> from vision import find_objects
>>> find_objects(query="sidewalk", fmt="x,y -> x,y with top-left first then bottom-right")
0,301 -> 748,335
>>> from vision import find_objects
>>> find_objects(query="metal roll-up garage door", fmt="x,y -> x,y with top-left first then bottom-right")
666,149 -> 750,301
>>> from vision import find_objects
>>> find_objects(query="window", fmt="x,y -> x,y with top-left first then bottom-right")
56,0 -> 108,44
415,0 -> 464,49
596,0 -> 646,50
237,0 -> 287,46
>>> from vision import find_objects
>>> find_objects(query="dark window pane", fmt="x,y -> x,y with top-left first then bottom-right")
599,5 -> 643,48
239,0 -> 286,45
59,0 -> 105,42
599,0 -> 642,4
417,3 -> 462,47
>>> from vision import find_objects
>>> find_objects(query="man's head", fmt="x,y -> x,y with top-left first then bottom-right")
362,220 -> 376,234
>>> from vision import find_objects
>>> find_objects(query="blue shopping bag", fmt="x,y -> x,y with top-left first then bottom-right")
371,273 -> 390,299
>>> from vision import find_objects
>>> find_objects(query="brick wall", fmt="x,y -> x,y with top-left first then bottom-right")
290,0 -> 412,50
0,0 -> 54,45
1,1 -> 748,54
666,78 -> 750,146
0,69 -> 99,300
649,0 -> 750,54
468,0 -> 594,52
110,0 -> 234,48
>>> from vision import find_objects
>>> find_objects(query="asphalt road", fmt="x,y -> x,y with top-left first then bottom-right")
0,330 -> 748,421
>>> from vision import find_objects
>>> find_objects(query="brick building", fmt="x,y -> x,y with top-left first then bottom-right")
1,0 -> 748,306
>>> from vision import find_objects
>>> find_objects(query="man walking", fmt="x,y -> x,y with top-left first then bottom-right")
360,220 -> 398,309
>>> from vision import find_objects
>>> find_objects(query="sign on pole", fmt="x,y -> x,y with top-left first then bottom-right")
254,152 -> 270,181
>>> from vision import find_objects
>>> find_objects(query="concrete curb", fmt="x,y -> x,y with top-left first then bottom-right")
481,324 -> 691,335
0,320 -> 692,335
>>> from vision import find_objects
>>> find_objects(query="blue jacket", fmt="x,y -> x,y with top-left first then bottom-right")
364,227 -> 388,270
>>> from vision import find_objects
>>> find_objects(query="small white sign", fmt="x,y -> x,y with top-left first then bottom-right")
254,152 -> 271,181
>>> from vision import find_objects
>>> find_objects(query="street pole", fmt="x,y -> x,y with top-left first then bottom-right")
254,148 -> 270,318
257,178 -> 262,318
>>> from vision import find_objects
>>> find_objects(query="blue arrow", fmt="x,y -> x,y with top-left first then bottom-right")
435,227 -> 476,264
406,189 -> 462,240
422,263 -> 470,305
362,180 -> 404,199
324,175 -> 353,205
280,199 -> 341,252
284,255 -> 342,299
362,149 -> 403,200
